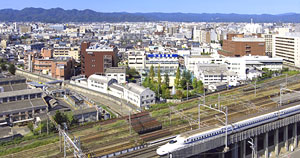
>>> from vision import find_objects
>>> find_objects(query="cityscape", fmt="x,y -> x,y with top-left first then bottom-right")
0,0 -> 300,158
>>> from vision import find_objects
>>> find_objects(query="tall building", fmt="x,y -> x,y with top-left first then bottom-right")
262,34 -> 274,57
81,42 -> 118,77
272,33 -> 300,68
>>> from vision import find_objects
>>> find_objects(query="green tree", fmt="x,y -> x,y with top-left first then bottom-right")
157,65 -> 161,86
162,85 -> 171,99
8,64 -> 16,75
182,70 -> 192,84
142,76 -> 151,87
175,67 -> 181,89
149,65 -> 155,82
164,73 -> 170,87
196,80 -> 204,93
1,63 -> 7,71
175,90 -> 183,99
192,77 -> 198,89
180,78 -> 187,89
53,111 -> 68,126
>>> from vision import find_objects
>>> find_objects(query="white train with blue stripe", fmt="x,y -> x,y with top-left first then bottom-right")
156,104 -> 300,156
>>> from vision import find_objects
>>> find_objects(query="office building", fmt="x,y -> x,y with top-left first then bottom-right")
272,33 -> 300,68
81,42 -> 118,77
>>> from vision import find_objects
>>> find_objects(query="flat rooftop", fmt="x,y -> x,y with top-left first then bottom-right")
0,88 -> 43,99
0,98 -> 47,114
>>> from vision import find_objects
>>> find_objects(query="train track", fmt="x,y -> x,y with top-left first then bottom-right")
115,144 -> 160,158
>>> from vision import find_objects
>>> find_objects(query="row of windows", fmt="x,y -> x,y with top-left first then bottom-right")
141,94 -> 154,99
142,100 -> 154,104
0,93 -> 42,103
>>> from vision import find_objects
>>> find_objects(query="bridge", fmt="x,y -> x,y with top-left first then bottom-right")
168,86 -> 300,158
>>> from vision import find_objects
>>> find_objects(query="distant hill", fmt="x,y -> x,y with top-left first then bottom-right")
0,8 -> 299,23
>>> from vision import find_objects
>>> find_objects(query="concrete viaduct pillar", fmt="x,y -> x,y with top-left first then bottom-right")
264,132 -> 269,158
254,136 -> 258,158
240,139 -> 246,158
294,122 -> 298,150
284,126 -> 289,152
233,143 -> 238,158
275,128 -> 279,156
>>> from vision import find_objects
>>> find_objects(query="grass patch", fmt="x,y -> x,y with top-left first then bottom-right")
0,137 -> 59,156
149,102 -> 174,112
283,70 -> 300,76
151,109 -> 170,118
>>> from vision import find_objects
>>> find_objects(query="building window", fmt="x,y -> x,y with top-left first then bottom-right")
37,93 -> 42,98
30,94 -> 36,99
2,98 -> 7,103
24,95 -> 28,100
9,97 -> 16,102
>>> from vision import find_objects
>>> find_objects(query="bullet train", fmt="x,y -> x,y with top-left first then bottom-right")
156,104 -> 300,156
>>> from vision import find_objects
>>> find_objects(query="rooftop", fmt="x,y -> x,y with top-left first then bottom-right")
0,98 -> 47,114
125,83 -> 147,95
88,74 -> 111,84
0,88 -> 43,99
105,67 -> 126,74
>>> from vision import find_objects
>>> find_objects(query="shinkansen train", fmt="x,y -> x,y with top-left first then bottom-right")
157,104 -> 300,156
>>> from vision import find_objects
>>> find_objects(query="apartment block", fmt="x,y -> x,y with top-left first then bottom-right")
272,33 -> 300,68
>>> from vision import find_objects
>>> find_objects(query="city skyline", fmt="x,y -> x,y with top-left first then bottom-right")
1,0 -> 300,14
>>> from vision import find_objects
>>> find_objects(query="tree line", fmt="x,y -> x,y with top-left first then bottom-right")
142,65 -> 204,99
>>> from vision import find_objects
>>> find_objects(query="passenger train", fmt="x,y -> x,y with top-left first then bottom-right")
156,104 -> 300,156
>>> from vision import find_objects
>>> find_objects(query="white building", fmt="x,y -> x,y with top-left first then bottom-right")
127,51 -> 146,71
88,74 -> 117,94
262,34 -> 274,57
104,67 -> 126,84
272,33 -> 300,68
71,74 -> 156,108
187,55 -> 283,81
194,64 -> 238,85
123,83 -> 156,108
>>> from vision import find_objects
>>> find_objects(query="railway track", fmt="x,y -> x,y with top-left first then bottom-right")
115,144 -> 160,158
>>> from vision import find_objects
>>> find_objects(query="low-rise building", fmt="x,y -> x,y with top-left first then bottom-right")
194,64 -> 238,85
88,74 -> 117,94
123,83 -> 156,108
0,88 -> 47,126
104,67 -> 126,84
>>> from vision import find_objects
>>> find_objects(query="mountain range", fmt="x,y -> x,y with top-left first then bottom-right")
0,8 -> 299,23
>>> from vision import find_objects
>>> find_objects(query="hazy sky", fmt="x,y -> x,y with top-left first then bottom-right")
1,0 -> 300,14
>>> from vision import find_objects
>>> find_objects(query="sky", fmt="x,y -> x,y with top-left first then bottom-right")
1,0 -> 300,14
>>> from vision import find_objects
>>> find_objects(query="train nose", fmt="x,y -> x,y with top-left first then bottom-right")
156,148 -> 167,156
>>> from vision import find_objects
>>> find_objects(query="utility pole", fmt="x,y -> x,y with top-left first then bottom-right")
248,138 -> 256,158
279,85 -> 282,107
198,104 -> 200,129
47,114 -> 49,135
218,93 -> 220,107
286,73 -> 288,87
254,79 -> 257,97
169,109 -> 171,125
203,90 -> 205,105
199,104 -> 228,152
129,111 -> 132,135
187,82 -> 189,100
